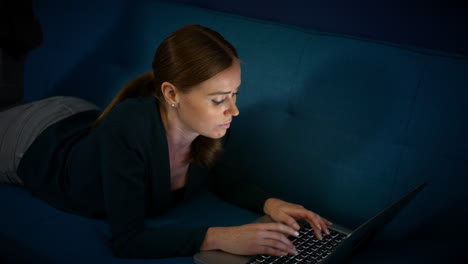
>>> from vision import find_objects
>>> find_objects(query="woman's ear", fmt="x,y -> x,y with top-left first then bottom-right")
161,82 -> 179,107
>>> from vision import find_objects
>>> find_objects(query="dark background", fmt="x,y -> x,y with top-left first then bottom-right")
171,0 -> 468,56
2,0 -> 467,108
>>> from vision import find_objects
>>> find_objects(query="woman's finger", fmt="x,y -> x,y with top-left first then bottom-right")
321,217 -> 332,232
260,246 -> 289,257
260,237 -> 298,256
308,219 -> 324,240
303,211 -> 330,240
276,211 -> 301,231
310,213 -> 330,236
258,230 -> 294,249
262,222 -> 299,238
324,218 -> 333,226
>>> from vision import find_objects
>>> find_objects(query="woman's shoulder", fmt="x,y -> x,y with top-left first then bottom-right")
114,96 -> 156,114
102,96 -> 158,125
95,96 -> 162,141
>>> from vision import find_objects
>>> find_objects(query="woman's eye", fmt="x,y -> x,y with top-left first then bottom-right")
212,93 -> 238,105
212,99 -> 225,105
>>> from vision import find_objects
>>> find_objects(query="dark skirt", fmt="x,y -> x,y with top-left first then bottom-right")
0,96 -> 99,185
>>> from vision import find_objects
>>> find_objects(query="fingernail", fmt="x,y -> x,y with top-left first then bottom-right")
326,230 -> 330,235
291,249 -> 298,255
294,223 -> 300,230
294,231 -> 300,237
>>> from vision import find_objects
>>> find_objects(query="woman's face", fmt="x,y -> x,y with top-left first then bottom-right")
175,62 -> 241,139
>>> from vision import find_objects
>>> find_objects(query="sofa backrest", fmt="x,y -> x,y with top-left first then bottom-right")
25,0 -> 468,240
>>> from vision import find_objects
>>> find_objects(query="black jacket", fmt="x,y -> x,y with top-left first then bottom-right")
18,96 -> 269,258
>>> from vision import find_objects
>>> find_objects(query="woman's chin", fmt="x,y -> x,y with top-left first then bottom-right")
203,129 -> 227,139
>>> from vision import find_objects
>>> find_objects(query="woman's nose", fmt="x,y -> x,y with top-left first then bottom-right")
226,99 -> 239,116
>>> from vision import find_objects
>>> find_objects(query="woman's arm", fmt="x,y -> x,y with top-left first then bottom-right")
200,223 -> 299,257
209,162 -> 331,243
263,198 -> 332,240
198,199 -> 332,257
97,118 -> 209,258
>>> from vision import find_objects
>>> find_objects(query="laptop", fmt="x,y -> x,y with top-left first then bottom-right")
194,181 -> 427,264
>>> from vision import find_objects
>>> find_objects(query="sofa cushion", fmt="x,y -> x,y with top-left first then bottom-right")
0,184 -> 259,263
7,0 -> 468,262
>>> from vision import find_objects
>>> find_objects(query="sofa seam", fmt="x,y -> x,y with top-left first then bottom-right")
286,37 -> 311,116
157,0 -> 468,61
389,56 -> 427,203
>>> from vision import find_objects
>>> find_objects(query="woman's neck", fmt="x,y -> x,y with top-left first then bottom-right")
159,104 -> 197,165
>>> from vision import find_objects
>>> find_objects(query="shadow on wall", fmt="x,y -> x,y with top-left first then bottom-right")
220,51 -> 413,229
226,48 -> 468,240
41,2 -> 145,108
39,0 -> 218,108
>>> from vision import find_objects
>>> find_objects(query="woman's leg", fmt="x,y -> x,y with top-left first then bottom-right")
0,96 -> 100,185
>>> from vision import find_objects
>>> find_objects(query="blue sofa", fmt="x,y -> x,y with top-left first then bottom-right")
1,0 -> 467,263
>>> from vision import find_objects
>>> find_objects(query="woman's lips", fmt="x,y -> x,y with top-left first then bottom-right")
220,122 -> 231,129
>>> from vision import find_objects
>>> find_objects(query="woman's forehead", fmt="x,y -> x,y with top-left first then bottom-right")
192,63 -> 241,94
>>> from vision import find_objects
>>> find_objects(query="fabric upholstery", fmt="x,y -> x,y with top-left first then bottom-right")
2,0 -> 467,262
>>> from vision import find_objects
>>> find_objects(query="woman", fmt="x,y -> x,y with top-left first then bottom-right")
0,25 -> 331,259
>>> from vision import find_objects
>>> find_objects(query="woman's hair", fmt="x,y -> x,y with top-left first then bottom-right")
94,24 -> 239,168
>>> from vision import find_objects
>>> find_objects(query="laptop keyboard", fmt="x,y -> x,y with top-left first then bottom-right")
246,224 -> 347,264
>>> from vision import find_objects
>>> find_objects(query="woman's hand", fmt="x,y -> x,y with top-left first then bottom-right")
200,223 -> 300,257
263,198 -> 332,240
